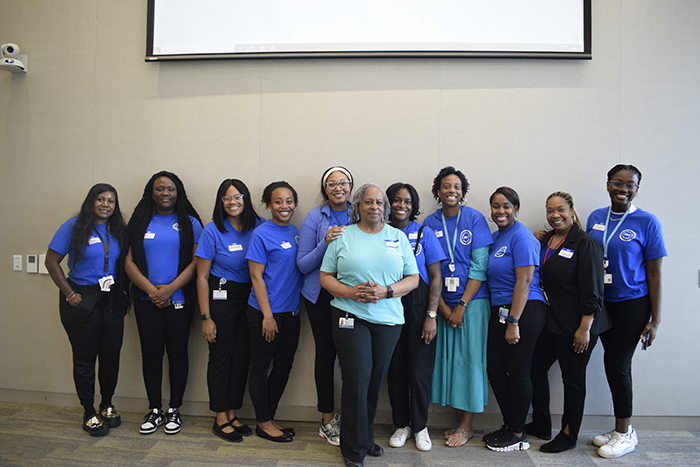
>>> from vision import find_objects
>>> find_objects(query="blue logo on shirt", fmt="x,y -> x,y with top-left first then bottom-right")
619,229 -> 636,242
411,242 -> 422,256
494,246 -> 507,257
459,229 -> 473,246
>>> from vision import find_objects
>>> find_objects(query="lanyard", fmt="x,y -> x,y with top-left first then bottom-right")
440,208 -> 461,274
543,232 -> 568,264
94,224 -> 111,275
602,206 -> 630,259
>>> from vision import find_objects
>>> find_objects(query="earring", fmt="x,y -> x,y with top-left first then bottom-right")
543,221 -> 553,232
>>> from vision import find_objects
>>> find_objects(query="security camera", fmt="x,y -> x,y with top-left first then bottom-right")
1,43 -> 20,58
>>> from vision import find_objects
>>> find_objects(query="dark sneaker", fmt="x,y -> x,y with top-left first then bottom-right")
485,429 -> 530,452
164,407 -> 182,435
83,414 -> 109,437
99,405 -> 122,428
140,409 -> 165,435
482,424 -> 508,443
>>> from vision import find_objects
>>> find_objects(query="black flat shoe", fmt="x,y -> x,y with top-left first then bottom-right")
540,431 -> 576,453
256,425 -> 293,443
366,443 -> 384,457
230,417 -> 252,436
280,426 -> 295,437
524,422 -> 552,440
213,421 -> 243,443
344,457 -> 364,467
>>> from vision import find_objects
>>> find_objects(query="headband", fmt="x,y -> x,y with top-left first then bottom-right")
322,166 -> 353,186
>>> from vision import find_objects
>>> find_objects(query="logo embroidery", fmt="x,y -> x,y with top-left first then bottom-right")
495,246 -> 508,257
619,229 -> 636,242
459,230 -> 473,246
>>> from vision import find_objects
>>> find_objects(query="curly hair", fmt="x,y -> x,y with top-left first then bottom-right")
546,191 -> 582,229
350,183 -> 390,224
124,171 -> 202,306
212,178 -> 260,233
431,166 -> 470,203
386,182 -> 421,222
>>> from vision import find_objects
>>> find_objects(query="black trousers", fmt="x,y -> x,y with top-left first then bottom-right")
134,300 -> 192,409
59,282 -> 125,416
247,307 -> 300,423
304,288 -> 338,414
530,329 -> 598,442
487,300 -> 547,433
332,307 -> 402,463
601,296 -> 651,419
206,276 -> 252,413
387,279 -> 435,432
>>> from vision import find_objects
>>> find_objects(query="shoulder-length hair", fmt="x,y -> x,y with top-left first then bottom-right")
386,182 -> 421,222
212,179 -> 260,233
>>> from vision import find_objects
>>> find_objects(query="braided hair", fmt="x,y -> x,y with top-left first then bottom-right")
124,171 -> 202,306
607,164 -> 642,184
546,191 -> 582,229
69,183 -> 126,267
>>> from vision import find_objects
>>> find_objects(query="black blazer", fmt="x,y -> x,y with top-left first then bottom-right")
540,224 -> 611,336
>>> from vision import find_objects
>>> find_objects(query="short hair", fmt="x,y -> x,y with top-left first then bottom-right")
320,166 -> 354,202
431,166 -> 470,202
261,181 -> 298,207
350,183 -> 390,224
212,179 -> 261,233
386,182 -> 421,222
489,186 -> 520,211
607,164 -> 642,184
546,191 -> 582,229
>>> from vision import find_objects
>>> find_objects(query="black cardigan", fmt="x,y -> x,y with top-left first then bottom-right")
540,224 -> 611,336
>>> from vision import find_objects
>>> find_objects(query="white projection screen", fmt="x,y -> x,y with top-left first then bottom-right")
146,0 -> 591,61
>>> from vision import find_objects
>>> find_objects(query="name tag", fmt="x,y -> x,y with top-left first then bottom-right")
339,317 -> 354,329
385,239 -> 399,248
213,290 -> 227,300
144,231 -> 156,239
408,232 -> 418,240
592,223 -> 605,231
88,236 -> 101,245
281,241 -> 292,249
435,230 -> 444,238
558,248 -> 574,259
445,276 -> 459,292
604,273 -> 613,284
228,243 -> 243,252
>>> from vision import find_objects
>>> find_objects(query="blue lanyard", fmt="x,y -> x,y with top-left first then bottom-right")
440,208 -> 461,274
602,206 -> 631,259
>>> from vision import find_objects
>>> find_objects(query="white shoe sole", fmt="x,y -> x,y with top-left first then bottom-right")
389,432 -> 412,448
598,444 -> 636,459
486,441 -> 530,452
319,427 -> 340,446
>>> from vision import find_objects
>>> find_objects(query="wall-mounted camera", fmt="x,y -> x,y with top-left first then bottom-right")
0,43 -> 27,73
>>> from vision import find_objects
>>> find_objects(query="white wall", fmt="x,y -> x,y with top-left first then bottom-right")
1,0 -> 698,426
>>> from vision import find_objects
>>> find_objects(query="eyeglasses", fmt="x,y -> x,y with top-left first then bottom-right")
325,180 -> 351,189
608,181 -> 638,191
222,194 -> 245,203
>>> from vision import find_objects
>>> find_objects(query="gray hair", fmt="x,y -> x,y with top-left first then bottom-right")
350,183 -> 390,224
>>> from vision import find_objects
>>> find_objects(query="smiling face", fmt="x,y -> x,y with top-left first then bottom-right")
607,169 -> 640,212
390,188 -> 412,228
546,196 -> 573,235
92,191 -> 116,224
490,193 -> 517,231
269,187 -> 295,226
222,185 -> 245,220
359,186 -> 385,226
437,174 -> 463,208
152,176 -> 177,215
324,171 -> 352,209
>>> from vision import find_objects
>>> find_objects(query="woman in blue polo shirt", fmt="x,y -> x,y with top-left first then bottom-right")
124,171 -> 203,436
46,183 -> 127,437
297,166 -> 353,446
586,164 -> 666,459
195,179 -> 262,442
246,181 -> 303,443
484,186 -> 547,453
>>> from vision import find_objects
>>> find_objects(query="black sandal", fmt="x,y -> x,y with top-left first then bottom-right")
213,420 -> 243,442
230,416 -> 253,436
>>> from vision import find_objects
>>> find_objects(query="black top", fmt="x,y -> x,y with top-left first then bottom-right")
540,224 -> 611,336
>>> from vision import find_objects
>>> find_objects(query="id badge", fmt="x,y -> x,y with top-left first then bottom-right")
213,290 -> 227,300
604,273 -> 613,284
173,300 -> 185,309
98,275 -> 114,292
498,306 -> 509,324
339,317 -> 354,329
445,276 -> 459,292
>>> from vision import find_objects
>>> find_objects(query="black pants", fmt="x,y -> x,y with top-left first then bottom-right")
530,329 -> 598,442
304,288 -> 338,414
387,279 -> 435,432
601,296 -> 651,419
332,307 -> 402,463
487,300 -> 547,434
59,283 -> 125,416
206,276 -> 252,413
134,300 -> 192,409
247,307 -> 300,423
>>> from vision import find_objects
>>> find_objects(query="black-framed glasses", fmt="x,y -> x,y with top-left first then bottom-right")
222,194 -> 245,203
608,181 -> 638,191
325,180 -> 351,189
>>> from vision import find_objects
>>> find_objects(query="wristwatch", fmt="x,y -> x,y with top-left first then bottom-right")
426,310 -> 438,319
386,285 -> 394,298
458,299 -> 468,308
506,316 -> 519,324
201,313 -> 212,321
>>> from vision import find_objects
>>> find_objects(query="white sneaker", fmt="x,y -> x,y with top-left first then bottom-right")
389,426 -> 412,448
597,428 -> 638,459
319,414 -> 341,447
414,427 -> 432,451
592,429 -> 616,447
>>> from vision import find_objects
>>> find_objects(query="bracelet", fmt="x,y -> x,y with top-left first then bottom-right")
507,316 -> 519,324
201,313 -> 212,321
66,291 -> 76,301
